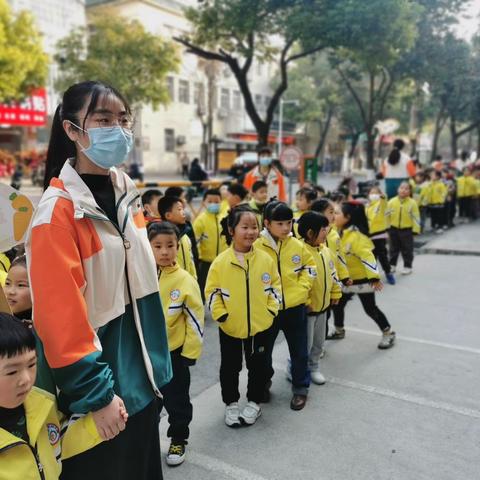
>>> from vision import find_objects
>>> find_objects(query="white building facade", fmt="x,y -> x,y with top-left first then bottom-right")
86,0 -> 281,173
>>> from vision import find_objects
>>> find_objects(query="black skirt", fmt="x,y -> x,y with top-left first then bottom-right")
60,400 -> 162,480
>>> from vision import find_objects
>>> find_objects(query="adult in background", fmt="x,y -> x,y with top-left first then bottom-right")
188,157 -> 208,194
26,81 -> 172,480
382,139 -> 416,198
244,146 -> 286,202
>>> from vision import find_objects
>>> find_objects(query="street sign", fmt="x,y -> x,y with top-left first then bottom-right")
280,146 -> 303,172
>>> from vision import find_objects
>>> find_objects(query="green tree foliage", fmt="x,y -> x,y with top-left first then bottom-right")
55,15 -> 179,107
176,0 -> 381,147
0,0 -> 48,102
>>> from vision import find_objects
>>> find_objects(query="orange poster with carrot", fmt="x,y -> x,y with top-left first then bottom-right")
0,183 -> 35,252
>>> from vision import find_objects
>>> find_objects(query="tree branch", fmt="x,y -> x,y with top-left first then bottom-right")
174,37 -> 227,63
241,32 -> 254,74
286,44 -> 325,64
456,119 -> 480,138
337,66 -> 368,127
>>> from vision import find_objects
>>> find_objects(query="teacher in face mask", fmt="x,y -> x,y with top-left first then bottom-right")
244,146 -> 286,202
26,81 -> 171,480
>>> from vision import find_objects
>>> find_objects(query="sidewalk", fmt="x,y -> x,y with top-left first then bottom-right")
420,221 -> 480,256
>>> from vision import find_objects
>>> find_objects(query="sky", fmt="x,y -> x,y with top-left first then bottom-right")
456,1 -> 480,40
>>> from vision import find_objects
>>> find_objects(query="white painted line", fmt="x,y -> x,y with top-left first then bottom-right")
346,327 -> 480,355
160,447 -> 270,480
327,376 -> 480,420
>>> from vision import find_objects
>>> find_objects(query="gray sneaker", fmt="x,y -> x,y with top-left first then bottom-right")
378,331 -> 396,349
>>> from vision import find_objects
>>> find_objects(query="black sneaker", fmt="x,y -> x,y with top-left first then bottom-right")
327,328 -> 345,340
166,440 -> 186,466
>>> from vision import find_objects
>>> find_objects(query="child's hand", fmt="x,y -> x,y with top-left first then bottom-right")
343,278 -> 353,287
371,280 -> 383,292
92,394 -> 128,441
330,299 -> 339,306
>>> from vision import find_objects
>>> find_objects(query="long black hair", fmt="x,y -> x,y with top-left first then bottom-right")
340,201 -> 370,236
297,211 -> 329,242
44,81 -> 131,190
387,139 -> 405,167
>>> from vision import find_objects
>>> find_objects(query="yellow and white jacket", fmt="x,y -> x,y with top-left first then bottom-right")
366,198 -> 389,237
305,242 -> 342,313
387,196 -> 421,234
426,180 -> 448,206
457,175 -> 477,198
255,230 -> 316,310
193,211 -> 227,263
158,263 -> 204,360
177,234 -> 197,279
0,387 -> 102,480
206,246 -> 281,339
339,226 -> 380,283
326,228 -> 350,282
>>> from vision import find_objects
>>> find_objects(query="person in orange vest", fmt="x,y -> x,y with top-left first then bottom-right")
244,146 -> 286,202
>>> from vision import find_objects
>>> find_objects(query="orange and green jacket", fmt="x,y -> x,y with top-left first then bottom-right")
26,160 -> 172,417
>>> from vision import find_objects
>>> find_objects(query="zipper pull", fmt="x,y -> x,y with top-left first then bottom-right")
122,234 -> 131,249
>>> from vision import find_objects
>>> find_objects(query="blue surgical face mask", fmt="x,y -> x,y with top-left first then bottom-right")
70,122 -> 134,169
206,203 -> 220,214
259,157 -> 272,167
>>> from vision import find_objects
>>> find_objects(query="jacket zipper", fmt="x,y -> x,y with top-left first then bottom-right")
215,218 -> 220,256
320,251 -> 327,312
277,242 -> 285,310
181,240 -> 186,269
399,202 -> 403,228
245,259 -> 251,339
0,441 -> 45,479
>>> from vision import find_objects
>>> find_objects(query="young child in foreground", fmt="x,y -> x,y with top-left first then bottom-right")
148,221 -> 204,466
0,313 -> 125,479
205,205 -> 281,427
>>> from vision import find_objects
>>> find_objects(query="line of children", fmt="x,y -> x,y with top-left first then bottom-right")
148,221 -> 204,466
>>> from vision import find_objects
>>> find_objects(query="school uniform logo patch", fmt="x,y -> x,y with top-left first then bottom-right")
47,423 -> 60,445
170,289 -> 181,301
292,255 -> 301,264
261,273 -> 271,284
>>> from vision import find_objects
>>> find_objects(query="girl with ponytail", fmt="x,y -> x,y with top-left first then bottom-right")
27,81 -> 171,479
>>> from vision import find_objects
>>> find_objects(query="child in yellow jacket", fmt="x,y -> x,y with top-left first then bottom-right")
205,205 -> 281,427
255,201 -> 316,411
297,212 -> 342,386
0,314 -> 109,480
387,182 -> 420,275
457,167 -> 477,222
193,189 -> 227,299
331,202 -> 396,350
366,186 -> 396,285
427,170 -> 448,233
148,221 -> 204,466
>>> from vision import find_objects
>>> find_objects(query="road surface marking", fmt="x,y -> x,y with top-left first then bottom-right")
327,376 -> 480,420
347,327 -> 480,355
160,447 -> 271,480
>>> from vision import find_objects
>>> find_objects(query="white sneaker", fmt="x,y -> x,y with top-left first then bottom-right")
435,228 -> 443,234
225,403 -> 241,428
311,371 -> 326,385
401,267 -> 412,275
378,330 -> 396,349
239,401 -> 261,425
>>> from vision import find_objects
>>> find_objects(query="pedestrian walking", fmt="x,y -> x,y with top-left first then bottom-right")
26,81 -> 172,480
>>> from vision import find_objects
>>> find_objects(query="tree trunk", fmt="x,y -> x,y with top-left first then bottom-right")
476,126 -> 480,159
366,131 -> 376,170
349,132 -> 360,159
314,109 -> 333,167
365,71 -> 376,170
450,116 -> 458,161
431,107 -> 446,162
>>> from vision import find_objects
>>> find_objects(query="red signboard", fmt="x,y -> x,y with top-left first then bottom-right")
0,88 -> 47,127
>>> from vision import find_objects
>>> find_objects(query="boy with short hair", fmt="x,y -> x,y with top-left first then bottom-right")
0,312 -> 112,479
158,196 -> 197,279
193,189 -> 227,299
249,180 -> 268,227
141,189 -> 163,224
226,183 -> 249,210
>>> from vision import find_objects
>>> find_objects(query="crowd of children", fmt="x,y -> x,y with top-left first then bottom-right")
2,153 -> 479,477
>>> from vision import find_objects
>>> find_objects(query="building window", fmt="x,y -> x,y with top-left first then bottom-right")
179,80 -> 190,104
165,128 -> 175,152
167,76 -> 175,102
194,82 -> 205,109
233,90 -> 242,110
220,88 -> 230,110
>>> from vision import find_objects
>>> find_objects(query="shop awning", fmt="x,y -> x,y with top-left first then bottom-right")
0,88 -> 47,127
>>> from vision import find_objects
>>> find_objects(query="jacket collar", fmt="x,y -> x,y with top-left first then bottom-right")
227,246 -> 255,268
159,263 -> 180,275
0,388 -> 54,450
